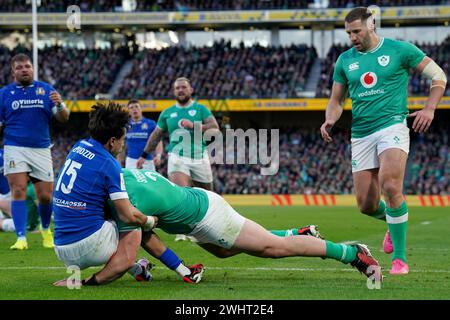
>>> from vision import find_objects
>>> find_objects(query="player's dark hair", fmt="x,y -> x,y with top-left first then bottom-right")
127,99 -> 140,106
88,101 -> 129,144
345,7 -> 372,23
11,53 -> 32,68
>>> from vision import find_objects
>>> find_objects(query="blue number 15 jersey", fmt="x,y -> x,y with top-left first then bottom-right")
53,138 -> 128,246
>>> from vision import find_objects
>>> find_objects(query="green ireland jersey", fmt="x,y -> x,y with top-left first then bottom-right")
333,37 -> 426,138
111,169 -> 209,234
157,101 -> 212,159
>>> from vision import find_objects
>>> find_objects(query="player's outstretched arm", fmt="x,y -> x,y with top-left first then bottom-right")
320,82 -> 347,143
137,127 -> 164,169
409,57 -> 447,133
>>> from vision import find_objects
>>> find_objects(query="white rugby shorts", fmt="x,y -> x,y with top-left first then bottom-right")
187,189 -> 245,249
3,145 -> 54,182
351,123 -> 410,173
168,152 -> 213,183
54,220 -> 119,270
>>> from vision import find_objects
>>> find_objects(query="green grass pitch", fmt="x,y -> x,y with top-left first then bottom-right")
1,206 -> 449,300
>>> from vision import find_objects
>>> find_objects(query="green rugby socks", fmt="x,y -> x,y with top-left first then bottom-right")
386,201 -> 408,262
325,241 -> 357,264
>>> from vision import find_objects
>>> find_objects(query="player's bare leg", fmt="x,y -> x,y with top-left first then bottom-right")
353,168 -> 391,252
198,243 -> 242,258
353,169 -> 382,215
33,180 -> 54,248
192,180 -> 213,191
0,199 -> 11,216
379,148 -> 410,274
6,172 -> 28,249
90,230 -> 142,285
169,171 -> 192,187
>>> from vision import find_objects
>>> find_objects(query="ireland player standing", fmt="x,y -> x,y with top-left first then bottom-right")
136,77 -> 219,241
0,54 -> 70,250
124,99 -> 163,170
320,7 -> 447,274
136,77 -> 219,190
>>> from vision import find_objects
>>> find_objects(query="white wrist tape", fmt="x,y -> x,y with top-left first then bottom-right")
422,60 -> 447,89
57,102 -> 66,112
143,216 -> 155,231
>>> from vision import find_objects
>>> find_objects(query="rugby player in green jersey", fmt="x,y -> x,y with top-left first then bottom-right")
320,7 -> 447,274
136,77 -> 220,241
80,168 -> 381,285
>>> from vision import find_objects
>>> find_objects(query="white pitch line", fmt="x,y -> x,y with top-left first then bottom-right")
1,266 -> 450,273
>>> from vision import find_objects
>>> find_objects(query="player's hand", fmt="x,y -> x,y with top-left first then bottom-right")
142,216 -> 158,232
320,120 -> 335,143
50,91 -> 63,106
136,157 -> 145,169
408,107 -> 435,133
180,119 -> 194,129
53,278 -> 81,287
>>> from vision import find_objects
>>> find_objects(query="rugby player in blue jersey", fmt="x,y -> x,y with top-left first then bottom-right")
53,102 -> 203,286
0,54 -> 70,250
123,99 -> 163,170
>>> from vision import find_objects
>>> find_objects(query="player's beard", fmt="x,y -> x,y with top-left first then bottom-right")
176,95 -> 191,105
16,74 -> 33,86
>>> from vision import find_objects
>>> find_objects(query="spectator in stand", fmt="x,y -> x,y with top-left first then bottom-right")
1,0 -> 447,12
117,41 -> 317,99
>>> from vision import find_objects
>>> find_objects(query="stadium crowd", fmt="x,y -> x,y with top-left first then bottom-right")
117,40 -> 317,99
1,39 -> 447,99
1,0 -> 448,12
48,124 -> 448,195
39,46 -> 130,100
406,128 -> 449,195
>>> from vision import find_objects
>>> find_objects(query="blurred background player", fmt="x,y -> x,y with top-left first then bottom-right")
320,7 -> 447,275
0,53 -> 70,250
136,77 -> 220,241
121,99 -> 163,170
0,179 -> 41,234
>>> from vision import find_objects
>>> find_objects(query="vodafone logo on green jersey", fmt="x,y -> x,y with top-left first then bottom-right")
360,72 -> 378,89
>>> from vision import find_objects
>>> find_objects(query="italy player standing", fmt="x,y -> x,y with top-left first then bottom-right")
0,54 -> 70,250
320,7 -> 447,274
124,99 -> 163,170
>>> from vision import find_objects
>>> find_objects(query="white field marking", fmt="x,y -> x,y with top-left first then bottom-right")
1,266 -> 450,273
420,221 -> 432,225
